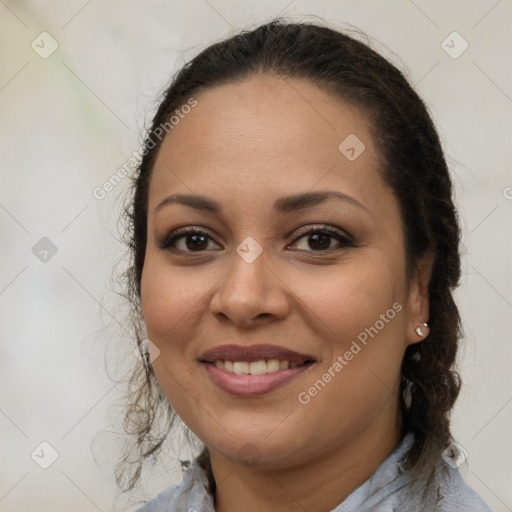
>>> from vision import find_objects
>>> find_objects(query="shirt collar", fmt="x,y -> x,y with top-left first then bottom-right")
169,433 -> 415,512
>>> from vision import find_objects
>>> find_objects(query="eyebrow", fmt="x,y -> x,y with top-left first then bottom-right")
155,194 -> 221,214
274,191 -> 369,214
154,190 -> 369,215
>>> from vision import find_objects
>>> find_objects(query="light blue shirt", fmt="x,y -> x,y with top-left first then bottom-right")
136,433 -> 492,511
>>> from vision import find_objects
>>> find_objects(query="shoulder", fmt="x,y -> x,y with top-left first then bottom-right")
136,484 -> 178,512
385,433 -> 492,512
437,467 -> 492,511
135,459 -> 214,512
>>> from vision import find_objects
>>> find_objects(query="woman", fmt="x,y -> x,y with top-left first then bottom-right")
118,20 -> 492,511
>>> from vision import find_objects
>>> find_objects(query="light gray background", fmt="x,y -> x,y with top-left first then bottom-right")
0,1 -> 510,511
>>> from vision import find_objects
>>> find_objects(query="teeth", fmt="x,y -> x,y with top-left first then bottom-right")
249,360 -> 267,375
267,359 -> 280,372
233,362 -> 249,375
213,359 -> 304,374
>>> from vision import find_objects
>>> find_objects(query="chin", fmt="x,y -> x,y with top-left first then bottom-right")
202,425 -> 312,470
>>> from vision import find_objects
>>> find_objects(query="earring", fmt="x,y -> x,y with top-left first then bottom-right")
415,322 -> 429,338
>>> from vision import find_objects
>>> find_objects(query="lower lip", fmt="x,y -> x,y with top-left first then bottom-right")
202,362 -> 312,396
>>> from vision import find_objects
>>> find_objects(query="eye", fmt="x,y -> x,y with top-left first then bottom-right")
289,225 -> 353,251
159,228 -> 222,252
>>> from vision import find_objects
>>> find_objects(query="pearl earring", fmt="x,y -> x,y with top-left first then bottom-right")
415,322 -> 429,338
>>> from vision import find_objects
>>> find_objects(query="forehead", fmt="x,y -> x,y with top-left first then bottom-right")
149,74 -> 390,214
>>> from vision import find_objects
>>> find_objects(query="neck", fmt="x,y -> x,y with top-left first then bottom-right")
209,420 -> 402,512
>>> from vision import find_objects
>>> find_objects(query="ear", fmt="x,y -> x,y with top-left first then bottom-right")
405,251 -> 434,346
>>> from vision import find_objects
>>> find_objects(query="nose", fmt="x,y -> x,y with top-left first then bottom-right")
209,250 -> 290,328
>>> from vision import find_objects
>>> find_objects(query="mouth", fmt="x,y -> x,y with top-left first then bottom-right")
199,344 -> 316,396
209,358 -> 313,374
199,344 -> 315,364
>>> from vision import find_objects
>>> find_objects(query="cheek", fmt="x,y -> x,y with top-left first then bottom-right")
140,254 -> 211,347
284,255 -> 407,424
139,257 -> 212,421
292,251 -> 406,424
140,256 -> 212,422
284,253 -> 404,351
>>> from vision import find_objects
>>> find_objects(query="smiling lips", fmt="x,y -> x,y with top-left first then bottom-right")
199,344 -> 316,396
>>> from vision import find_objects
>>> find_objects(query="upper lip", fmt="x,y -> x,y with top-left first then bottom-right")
199,344 -> 316,364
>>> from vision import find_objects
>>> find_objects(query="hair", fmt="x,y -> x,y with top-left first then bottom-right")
116,19 -> 462,496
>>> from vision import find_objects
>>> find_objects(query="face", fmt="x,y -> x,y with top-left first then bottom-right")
140,75 -> 429,470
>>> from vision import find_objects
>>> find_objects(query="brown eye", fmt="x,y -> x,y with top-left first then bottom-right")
183,234 -> 209,251
307,233 -> 332,250
159,229 -> 222,252
290,226 -> 353,252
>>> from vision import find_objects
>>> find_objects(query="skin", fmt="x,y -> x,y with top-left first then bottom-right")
140,75 -> 432,512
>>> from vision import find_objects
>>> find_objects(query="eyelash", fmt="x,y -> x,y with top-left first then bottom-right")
158,227 -> 212,250
158,225 -> 354,253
